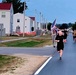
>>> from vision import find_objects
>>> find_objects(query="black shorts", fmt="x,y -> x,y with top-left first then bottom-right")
57,42 -> 64,51
73,36 -> 76,39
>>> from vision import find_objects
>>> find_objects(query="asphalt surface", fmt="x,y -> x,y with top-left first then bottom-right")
0,45 -> 56,56
37,33 -> 76,75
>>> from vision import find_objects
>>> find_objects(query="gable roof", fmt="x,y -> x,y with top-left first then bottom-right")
29,17 -> 35,21
0,3 -> 12,10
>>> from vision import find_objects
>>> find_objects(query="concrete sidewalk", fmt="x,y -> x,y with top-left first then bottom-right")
0,38 -> 27,43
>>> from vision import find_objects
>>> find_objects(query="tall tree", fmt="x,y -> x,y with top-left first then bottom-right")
47,22 -> 52,30
60,23 -> 68,29
2,0 -> 7,2
72,22 -> 76,31
2,0 -> 28,14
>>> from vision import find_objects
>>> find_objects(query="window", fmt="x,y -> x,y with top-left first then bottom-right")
1,12 -> 6,18
17,19 -> 20,22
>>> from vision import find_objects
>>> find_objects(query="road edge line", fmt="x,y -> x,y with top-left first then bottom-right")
34,56 -> 52,75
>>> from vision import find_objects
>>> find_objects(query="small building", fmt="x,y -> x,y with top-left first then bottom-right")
13,13 -> 36,33
0,3 -> 13,35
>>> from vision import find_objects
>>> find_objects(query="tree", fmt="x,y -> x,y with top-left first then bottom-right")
72,22 -> 76,31
2,0 -> 28,14
47,22 -> 52,30
68,23 -> 73,27
60,23 -> 68,29
2,0 -> 7,2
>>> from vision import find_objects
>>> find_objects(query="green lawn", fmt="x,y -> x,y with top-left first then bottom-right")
0,38 -> 52,47
0,34 -> 52,47
5,40 -> 44,47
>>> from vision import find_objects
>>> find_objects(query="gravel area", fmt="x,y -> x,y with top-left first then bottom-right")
0,54 -> 48,75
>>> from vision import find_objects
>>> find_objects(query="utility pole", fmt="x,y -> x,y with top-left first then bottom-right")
40,12 -> 42,30
44,17 -> 45,29
35,9 -> 37,29
46,19 -> 47,30
23,0 -> 25,37
41,14 -> 43,29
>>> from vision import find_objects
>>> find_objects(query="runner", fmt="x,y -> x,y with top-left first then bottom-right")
73,30 -> 76,41
55,30 -> 65,60
62,29 -> 68,43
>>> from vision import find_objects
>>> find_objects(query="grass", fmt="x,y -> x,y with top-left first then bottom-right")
0,55 -> 15,67
0,55 -> 22,73
5,40 -> 44,47
0,37 -> 52,47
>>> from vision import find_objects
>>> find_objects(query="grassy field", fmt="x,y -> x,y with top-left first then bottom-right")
0,34 -> 52,47
0,38 -> 52,47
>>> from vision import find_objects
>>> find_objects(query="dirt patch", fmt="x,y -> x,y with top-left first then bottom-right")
1,54 -> 49,75
0,55 -> 23,74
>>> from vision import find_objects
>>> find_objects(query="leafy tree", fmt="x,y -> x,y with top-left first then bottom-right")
72,22 -> 76,31
68,23 -> 73,27
60,23 -> 68,29
2,0 -> 6,2
56,24 -> 61,28
2,0 -> 27,14
47,22 -> 52,30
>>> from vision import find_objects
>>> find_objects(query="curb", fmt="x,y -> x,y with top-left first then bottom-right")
34,56 -> 52,75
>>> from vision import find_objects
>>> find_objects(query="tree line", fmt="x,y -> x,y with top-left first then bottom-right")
47,22 -> 76,31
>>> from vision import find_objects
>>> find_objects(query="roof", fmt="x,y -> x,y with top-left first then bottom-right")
0,3 -> 12,10
29,17 -> 35,21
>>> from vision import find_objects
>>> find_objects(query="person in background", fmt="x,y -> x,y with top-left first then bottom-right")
62,29 -> 68,43
55,30 -> 65,60
73,30 -> 76,41
51,29 -> 57,48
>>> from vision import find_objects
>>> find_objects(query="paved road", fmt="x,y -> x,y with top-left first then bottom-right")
0,46 -> 56,56
37,33 -> 76,75
0,36 -> 56,56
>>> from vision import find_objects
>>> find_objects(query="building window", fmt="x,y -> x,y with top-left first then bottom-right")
31,27 -> 34,31
1,12 -> 6,18
17,19 -> 20,22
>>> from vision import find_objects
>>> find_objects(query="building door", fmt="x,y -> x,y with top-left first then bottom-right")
16,26 -> 20,33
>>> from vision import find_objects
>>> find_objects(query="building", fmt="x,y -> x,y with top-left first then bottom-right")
29,17 -> 36,31
0,3 -> 13,35
13,13 -> 36,34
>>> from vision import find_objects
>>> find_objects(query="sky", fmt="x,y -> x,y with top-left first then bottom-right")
0,0 -> 76,24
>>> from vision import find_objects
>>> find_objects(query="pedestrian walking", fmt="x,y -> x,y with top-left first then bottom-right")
55,30 -> 65,60
51,29 -> 57,48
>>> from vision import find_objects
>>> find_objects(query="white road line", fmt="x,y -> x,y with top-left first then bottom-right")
34,56 -> 52,75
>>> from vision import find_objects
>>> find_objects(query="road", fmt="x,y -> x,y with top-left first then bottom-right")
37,33 -> 76,75
0,46 -> 56,56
